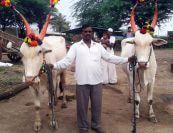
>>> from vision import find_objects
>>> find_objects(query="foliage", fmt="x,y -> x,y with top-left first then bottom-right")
50,9 -> 70,32
0,0 -> 70,36
73,0 -> 173,30
0,0 -> 16,31
0,0 -> 49,34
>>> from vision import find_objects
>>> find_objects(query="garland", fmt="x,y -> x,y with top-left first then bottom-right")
0,0 -> 11,7
140,23 -> 154,35
24,33 -> 42,47
134,0 -> 157,35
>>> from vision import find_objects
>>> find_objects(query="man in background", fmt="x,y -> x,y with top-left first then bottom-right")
101,28 -> 117,85
126,26 -> 134,38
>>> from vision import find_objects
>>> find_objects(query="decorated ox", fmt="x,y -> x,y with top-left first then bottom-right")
121,3 -> 167,122
13,6 -> 67,132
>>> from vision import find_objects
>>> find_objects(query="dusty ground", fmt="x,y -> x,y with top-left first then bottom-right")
0,49 -> 173,133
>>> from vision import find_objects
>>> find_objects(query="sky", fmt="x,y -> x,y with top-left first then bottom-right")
55,0 -> 173,36
55,0 -> 78,29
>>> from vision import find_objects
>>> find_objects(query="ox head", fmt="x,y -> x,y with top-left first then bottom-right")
15,9 -> 51,84
126,2 -> 167,69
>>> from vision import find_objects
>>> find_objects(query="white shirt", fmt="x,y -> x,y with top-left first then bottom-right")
109,36 -> 116,44
53,40 -> 128,85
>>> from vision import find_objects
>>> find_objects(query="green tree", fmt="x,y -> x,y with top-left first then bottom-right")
0,0 -> 69,37
0,0 -> 16,31
0,0 -> 50,35
51,9 -> 70,32
73,0 -> 173,29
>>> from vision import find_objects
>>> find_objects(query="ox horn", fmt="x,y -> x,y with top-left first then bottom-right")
130,4 -> 137,32
38,13 -> 51,40
151,3 -> 158,28
14,9 -> 31,36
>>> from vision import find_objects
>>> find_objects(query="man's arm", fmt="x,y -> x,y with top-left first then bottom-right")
53,44 -> 76,70
100,45 -> 133,64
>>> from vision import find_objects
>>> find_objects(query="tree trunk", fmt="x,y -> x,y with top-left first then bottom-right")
0,83 -> 29,101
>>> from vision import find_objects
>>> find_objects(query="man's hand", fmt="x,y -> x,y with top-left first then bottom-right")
128,55 -> 137,64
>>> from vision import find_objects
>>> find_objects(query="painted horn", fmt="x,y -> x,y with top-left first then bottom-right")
130,4 -> 137,32
38,13 -> 51,40
14,9 -> 31,36
151,3 -> 158,28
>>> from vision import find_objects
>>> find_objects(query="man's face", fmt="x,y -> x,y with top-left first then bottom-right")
128,27 -> 132,32
81,27 -> 93,41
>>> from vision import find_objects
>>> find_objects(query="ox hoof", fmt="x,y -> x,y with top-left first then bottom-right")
61,103 -> 67,108
135,113 -> 140,119
149,117 -> 158,123
34,121 -> 41,132
50,120 -> 57,130
127,98 -> 132,103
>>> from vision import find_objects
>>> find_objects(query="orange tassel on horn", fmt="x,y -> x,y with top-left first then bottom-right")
50,0 -> 59,7
151,3 -> 158,28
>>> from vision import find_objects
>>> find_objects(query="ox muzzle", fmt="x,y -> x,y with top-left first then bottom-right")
138,62 -> 149,70
24,76 -> 40,85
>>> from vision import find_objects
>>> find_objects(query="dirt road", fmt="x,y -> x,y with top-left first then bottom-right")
0,49 -> 173,133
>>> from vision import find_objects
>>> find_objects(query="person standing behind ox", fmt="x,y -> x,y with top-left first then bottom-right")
126,26 -> 134,38
101,28 -> 117,84
50,24 -> 135,133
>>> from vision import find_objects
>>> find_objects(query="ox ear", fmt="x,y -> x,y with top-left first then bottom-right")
152,39 -> 167,46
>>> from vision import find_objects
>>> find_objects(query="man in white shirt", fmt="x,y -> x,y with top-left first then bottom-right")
101,28 -> 117,85
51,24 -> 135,133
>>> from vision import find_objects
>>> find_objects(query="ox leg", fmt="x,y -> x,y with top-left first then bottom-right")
128,76 -> 133,103
30,85 -> 41,131
60,71 -> 67,108
129,73 -> 141,119
135,92 -> 140,119
147,82 -> 157,123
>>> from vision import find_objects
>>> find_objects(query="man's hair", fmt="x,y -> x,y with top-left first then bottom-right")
128,26 -> 131,30
81,24 -> 92,31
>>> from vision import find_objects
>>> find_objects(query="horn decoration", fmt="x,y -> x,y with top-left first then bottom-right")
130,4 -> 137,32
14,9 -> 31,36
130,0 -> 158,32
0,0 -> 11,7
50,0 -> 59,7
38,13 -> 51,40
151,3 -> 158,28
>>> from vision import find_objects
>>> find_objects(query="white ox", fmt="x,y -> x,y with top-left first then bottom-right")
121,3 -> 167,122
15,10 -> 67,131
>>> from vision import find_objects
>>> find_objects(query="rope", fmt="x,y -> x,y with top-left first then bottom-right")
129,56 -> 137,133
45,64 -> 57,133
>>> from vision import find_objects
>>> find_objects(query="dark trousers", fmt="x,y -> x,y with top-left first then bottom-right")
76,83 -> 102,129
